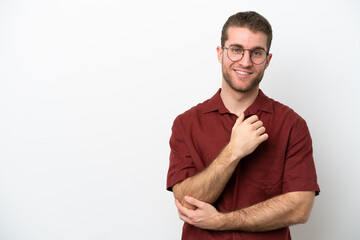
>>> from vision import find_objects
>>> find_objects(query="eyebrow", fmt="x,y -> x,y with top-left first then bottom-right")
229,44 -> 267,52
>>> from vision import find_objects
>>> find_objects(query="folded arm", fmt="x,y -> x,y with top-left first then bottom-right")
175,191 -> 315,232
173,144 -> 239,209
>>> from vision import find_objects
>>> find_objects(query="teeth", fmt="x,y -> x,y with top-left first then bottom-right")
236,70 -> 249,75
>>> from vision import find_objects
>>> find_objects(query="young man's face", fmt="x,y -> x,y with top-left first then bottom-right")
217,27 -> 272,93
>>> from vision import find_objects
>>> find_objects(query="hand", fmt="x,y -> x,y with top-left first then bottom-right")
228,113 -> 268,160
175,196 -> 223,231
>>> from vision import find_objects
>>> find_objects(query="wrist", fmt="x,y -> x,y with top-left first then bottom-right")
216,210 -> 245,232
215,212 -> 228,231
224,143 -> 243,163
217,211 -> 236,231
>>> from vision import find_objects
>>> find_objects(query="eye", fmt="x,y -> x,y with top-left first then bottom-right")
252,49 -> 265,57
229,46 -> 243,54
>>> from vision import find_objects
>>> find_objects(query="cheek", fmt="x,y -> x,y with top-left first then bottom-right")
255,64 -> 267,73
222,57 -> 234,69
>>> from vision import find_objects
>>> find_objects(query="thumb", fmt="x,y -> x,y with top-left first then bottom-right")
235,112 -> 245,126
184,196 -> 205,209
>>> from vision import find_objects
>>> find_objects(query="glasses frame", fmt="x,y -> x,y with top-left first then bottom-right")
222,45 -> 269,65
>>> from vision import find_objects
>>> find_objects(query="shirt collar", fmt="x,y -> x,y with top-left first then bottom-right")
203,88 -> 273,116
203,89 -> 229,114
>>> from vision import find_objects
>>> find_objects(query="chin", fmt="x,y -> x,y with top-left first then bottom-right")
228,80 -> 260,93
233,86 -> 256,93
223,72 -> 262,94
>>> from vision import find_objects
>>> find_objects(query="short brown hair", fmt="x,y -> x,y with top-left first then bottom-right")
221,11 -> 273,52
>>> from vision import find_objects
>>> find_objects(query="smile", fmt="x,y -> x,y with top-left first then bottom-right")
234,70 -> 251,75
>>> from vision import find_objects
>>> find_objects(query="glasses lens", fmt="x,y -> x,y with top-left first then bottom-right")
251,49 -> 267,64
227,46 -> 244,62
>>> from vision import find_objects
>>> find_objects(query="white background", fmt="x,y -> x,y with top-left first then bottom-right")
0,0 -> 359,239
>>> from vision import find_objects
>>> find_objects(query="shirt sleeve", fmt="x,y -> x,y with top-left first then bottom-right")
282,117 -> 320,195
166,116 -> 197,191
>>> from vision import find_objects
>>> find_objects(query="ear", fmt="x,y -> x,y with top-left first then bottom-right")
216,46 -> 223,63
265,53 -> 272,69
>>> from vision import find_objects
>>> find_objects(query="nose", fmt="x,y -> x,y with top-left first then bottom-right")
239,50 -> 253,67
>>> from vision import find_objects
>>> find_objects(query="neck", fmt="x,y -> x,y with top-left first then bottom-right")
220,84 -> 259,116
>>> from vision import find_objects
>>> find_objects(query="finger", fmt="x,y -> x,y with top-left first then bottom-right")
184,196 -> 205,209
252,120 -> 264,130
256,126 -> 266,135
174,202 -> 191,222
176,208 -> 188,221
244,114 -> 259,124
175,199 -> 186,215
259,133 -> 269,142
178,213 -> 194,225
238,112 -> 245,122
175,198 -> 182,209
175,198 -> 194,218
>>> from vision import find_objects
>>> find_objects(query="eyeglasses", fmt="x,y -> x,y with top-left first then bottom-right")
222,45 -> 269,65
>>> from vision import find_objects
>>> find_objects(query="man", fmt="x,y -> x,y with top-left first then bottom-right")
166,11 -> 320,240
